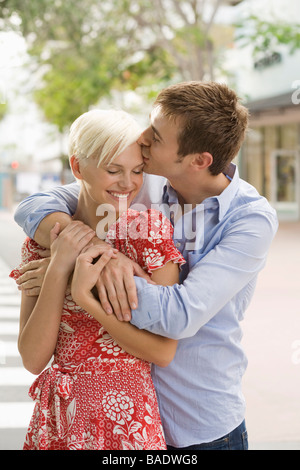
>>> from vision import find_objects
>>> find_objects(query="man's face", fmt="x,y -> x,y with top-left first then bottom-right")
138,106 -> 183,180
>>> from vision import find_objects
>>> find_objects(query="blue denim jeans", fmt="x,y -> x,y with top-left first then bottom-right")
167,420 -> 248,451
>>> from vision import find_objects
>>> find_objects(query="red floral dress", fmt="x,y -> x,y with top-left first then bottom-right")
10,209 -> 185,450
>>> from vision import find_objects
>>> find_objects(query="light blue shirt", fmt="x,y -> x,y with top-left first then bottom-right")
14,166 -> 278,447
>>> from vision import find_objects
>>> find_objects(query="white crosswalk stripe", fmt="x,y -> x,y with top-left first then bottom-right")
0,257 -> 35,448
0,403 -> 35,429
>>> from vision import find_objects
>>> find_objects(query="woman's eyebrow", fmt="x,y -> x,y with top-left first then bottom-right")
106,163 -> 122,168
105,162 -> 144,169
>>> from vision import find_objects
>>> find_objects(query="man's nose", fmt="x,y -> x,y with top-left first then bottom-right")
137,128 -> 151,146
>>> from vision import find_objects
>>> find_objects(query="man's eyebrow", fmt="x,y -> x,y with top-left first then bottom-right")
151,124 -> 163,142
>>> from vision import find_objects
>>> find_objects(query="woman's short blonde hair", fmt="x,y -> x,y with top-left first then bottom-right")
68,109 -> 142,167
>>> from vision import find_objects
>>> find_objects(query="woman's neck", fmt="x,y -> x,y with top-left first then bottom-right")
73,190 -> 118,239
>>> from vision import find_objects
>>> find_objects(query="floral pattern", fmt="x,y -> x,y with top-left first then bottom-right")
10,209 -> 185,450
106,208 -> 185,274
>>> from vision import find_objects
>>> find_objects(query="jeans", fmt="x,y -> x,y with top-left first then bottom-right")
167,420 -> 248,451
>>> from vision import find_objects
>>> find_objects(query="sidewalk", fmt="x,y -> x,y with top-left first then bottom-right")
242,221 -> 300,449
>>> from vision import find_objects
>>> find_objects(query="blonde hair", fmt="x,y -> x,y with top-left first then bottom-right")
68,109 -> 142,167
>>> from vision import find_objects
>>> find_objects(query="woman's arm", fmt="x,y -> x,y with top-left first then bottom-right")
18,222 -> 97,374
71,246 -> 178,367
18,265 -> 71,374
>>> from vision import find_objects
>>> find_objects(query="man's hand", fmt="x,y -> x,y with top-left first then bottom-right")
17,221 -> 96,296
96,252 -> 154,322
16,251 -> 51,296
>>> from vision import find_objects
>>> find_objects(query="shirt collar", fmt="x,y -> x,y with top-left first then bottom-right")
215,163 -> 239,221
163,163 -> 240,222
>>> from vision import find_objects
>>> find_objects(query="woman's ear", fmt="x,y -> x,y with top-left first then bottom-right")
70,155 -> 83,180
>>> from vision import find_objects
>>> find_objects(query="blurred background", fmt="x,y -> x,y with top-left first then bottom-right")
0,0 -> 299,450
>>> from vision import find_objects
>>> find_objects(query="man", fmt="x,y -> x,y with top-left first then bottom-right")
14,81 -> 278,450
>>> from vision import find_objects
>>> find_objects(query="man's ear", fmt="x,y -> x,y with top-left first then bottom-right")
70,155 -> 83,180
190,152 -> 213,171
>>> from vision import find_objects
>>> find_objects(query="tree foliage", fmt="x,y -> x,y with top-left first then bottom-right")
1,1 -> 299,136
0,103 -> 7,121
0,0 -> 232,132
235,14 -> 300,57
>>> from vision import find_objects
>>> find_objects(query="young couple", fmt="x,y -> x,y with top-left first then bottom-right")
11,81 -> 278,451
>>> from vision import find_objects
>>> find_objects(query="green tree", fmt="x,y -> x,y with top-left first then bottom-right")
0,0 -> 236,134
0,103 -> 7,121
235,14 -> 300,57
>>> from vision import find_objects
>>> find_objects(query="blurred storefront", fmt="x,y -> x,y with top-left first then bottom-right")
233,0 -> 300,221
240,92 -> 300,221
0,157 -> 73,211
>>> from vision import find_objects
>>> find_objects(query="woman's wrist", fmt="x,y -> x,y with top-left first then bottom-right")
48,256 -> 73,278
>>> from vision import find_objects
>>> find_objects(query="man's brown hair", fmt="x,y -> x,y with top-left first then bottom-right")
154,81 -> 249,175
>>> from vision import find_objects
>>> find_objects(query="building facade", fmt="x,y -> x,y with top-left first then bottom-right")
233,0 -> 300,221
242,91 -> 300,221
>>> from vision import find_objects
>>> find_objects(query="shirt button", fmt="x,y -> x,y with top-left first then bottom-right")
176,242 -> 181,248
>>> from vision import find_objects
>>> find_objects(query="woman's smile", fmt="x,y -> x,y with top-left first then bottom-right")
107,190 -> 132,201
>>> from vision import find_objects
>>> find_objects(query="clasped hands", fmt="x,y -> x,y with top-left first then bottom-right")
16,221 -> 153,321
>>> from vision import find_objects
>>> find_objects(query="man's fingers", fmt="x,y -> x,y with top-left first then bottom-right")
123,275 -> 138,312
23,287 -> 41,297
17,278 -> 42,290
16,270 -> 39,285
104,284 -> 123,320
19,259 -> 44,274
97,277 -> 123,318
96,279 -> 113,315
100,270 -> 132,321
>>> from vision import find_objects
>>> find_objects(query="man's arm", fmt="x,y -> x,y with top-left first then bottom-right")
14,182 -> 80,242
130,210 -> 278,340
33,212 -> 73,248
14,183 -> 79,295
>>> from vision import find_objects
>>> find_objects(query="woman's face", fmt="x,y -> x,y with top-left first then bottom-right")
78,142 -> 144,213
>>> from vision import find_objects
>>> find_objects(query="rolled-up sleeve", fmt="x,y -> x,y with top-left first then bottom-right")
131,209 -> 278,340
14,183 -> 80,238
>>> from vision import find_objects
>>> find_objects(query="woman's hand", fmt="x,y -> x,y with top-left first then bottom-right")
71,245 -> 116,307
49,221 -> 96,275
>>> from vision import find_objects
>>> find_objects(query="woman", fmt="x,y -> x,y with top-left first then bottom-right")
10,109 -> 185,450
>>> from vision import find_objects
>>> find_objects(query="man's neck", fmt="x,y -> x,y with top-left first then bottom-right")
170,172 -> 231,209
